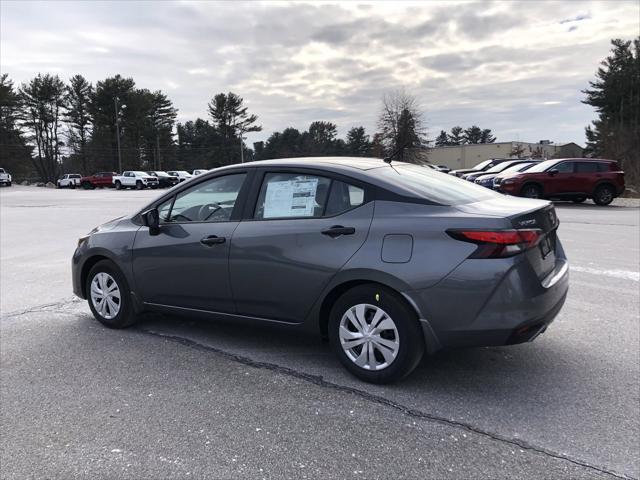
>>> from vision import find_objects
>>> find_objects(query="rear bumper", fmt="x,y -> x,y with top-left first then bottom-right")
404,247 -> 569,351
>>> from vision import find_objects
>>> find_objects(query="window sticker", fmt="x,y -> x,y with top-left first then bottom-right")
264,178 -> 319,218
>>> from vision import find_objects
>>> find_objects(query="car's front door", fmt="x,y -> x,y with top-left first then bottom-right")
229,169 -> 374,323
132,172 -> 249,312
544,161 -> 575,195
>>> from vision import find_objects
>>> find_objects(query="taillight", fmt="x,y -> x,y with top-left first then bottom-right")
447,229 -> 542,258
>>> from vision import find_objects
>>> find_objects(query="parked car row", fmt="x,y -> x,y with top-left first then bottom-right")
53,169 -> 209,190
448,158 -> 625,206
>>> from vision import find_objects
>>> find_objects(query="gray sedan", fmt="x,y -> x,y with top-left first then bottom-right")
72,157 -> 569,383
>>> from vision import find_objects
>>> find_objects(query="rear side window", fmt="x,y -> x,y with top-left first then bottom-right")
254,173 -> 364,219
375,164 -> 496,205
576,162 -> 599,173
326,181 -> 365,216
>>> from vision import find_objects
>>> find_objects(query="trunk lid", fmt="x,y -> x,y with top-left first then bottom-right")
456,196 -> 559,279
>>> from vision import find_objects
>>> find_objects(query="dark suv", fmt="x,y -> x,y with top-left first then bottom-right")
497,158 -> 625,205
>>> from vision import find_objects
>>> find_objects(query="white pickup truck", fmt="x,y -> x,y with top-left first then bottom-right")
57,173 -> 82,188
0,168 -> 12,187
112,171 -> 159,190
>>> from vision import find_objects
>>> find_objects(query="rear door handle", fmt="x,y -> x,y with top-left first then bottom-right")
321,225 -> 355,238
200,235 -> 226,246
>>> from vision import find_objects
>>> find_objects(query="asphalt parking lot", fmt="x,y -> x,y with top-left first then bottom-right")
1,185 -> 639,479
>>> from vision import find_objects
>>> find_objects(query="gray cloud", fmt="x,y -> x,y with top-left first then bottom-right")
1,0 -> 638,145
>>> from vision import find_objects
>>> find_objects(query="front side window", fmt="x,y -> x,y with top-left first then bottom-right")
158,173 -> 246,223
552,162 -> 574,173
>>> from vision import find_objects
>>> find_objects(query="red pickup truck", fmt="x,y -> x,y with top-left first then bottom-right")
80,172 -> 118,189
497,158 -> 625,205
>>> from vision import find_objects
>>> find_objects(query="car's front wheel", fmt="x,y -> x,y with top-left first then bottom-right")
328,284 -> 425,384
521,183 -> 542,199
86,260 -> 138,329
593,184 -> 615,206
136,180 -> 143,190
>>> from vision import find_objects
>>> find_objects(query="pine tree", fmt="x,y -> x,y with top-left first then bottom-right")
583,37 -> 639,184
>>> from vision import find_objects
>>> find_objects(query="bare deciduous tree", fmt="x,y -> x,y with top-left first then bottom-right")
377,89 -> 427,163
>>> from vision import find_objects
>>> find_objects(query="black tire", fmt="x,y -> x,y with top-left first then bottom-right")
86,260 -> 138,329
70,183 -> 76,189
135,180 -> 143,190
115,180 -> 122,190
328,284 -> 425,384
521,183 -> 542,199
593,184 -> 615,206
572,196 -> 586,203
56,182 -> 61,189
82,181 -> 92,190
7,182 -> 11,187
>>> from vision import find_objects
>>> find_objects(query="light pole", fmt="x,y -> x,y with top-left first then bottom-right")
239,128 -> 245,164
114,97 -> 126,173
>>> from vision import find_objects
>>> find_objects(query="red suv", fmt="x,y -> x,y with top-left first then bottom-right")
80,172 -> 118,189
497,158 -> 625,205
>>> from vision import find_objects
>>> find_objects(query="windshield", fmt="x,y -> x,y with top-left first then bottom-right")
484,161 -> 524,174
472,159 -> 494,170
511,162 -> 537,172
525,159 -> 561,173
376,164 -> 497,205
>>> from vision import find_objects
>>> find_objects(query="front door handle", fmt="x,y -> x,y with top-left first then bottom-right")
321,225 -> 355,238
200,235 -> 226,246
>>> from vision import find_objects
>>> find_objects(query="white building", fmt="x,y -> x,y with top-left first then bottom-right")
421,141 -> 583,169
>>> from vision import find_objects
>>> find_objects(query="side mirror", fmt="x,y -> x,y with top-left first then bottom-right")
141,208 -> 160,235
548,169 -> 559,176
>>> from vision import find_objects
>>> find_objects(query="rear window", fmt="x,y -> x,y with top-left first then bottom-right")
376,164 -> 497,205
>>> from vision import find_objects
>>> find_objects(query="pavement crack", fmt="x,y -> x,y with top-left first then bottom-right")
2,297 -> 83,318
140,328 -> 635,480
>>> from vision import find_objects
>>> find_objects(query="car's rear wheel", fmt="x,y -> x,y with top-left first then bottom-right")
521,183 -> 542,199
328,284 -> 424,383
86,260 -> 138,329
81,181 -> 92,190
572,196 -> 586,203
593,184 -> 614,206
115,180 -> 122,190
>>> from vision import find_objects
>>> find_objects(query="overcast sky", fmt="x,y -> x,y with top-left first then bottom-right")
1,0 -> 638,146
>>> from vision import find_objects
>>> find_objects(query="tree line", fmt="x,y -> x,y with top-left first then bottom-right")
1,76 -> 441,182
434,125 -> 496,146
0,73 -> 263,182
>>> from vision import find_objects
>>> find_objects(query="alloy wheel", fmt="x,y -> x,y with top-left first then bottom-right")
339,304 -> 399,371
90,272 -> 121,320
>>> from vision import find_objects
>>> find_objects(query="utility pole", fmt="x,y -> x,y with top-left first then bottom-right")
114,97 -> 123,173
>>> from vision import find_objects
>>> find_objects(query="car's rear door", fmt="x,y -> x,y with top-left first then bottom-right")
229,168 -> 374,323
132,171 -> 251,313
574,161 -> 601,194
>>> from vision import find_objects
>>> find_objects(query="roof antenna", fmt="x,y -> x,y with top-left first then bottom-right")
383,142 -> 408,164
